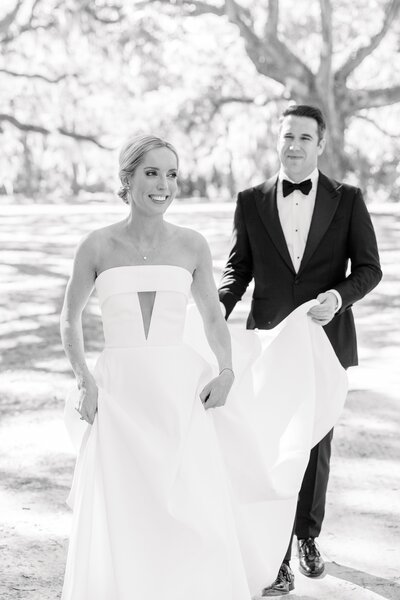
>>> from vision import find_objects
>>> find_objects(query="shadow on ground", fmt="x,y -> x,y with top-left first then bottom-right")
0,203 -> 399,599
325,562 -> 400,600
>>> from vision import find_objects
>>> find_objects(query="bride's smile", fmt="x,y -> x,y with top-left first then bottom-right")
127,147 -> 178,214
149,194 -> 169,203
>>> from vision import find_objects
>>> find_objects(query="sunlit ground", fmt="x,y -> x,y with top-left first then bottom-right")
0,199 -> 399,599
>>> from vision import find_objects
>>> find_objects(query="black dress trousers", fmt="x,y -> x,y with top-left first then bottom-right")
284,428 -> 334,561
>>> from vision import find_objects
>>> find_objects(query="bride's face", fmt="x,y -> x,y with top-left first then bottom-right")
128,148 -> 178,215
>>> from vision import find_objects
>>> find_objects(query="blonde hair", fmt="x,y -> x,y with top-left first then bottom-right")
117,134 -> 179,203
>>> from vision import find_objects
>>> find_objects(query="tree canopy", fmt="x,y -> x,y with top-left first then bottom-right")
1,0 -> 399,200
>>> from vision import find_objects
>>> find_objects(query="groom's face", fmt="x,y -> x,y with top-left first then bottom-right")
277,115 -> 325,182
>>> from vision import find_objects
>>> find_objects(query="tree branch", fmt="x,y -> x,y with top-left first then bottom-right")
0,0 -> 23,34
143,0 -> 313,95
1,0 -> 54,43
213,95 -> 255,106
191,0 -> 224,16
209,92 -> 287,119
223,0 -> 314,94
138,0 -> 224,17
225,0 -> 254,29
349,85 -> 400,111
354,114 -> 400,139
83,2 -> 124,24
264,0 -> 279,36
318,0 -> 333,75
336,0 -> 400,82
0,68 -> 75,84
0,113 -> 111,149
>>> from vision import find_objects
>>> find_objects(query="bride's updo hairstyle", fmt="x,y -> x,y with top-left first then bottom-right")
117,134 -> 179,204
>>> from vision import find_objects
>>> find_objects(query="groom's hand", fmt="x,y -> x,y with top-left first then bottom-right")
308,292 -> 337,326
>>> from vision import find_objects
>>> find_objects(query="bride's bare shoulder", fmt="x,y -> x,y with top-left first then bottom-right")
169,223 -> 209,251
167,224 -> 211,273
74,221 -> 123,265
84,221 -> 126,246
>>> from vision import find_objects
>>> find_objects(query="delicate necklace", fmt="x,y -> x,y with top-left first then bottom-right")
130,233 -> 165,261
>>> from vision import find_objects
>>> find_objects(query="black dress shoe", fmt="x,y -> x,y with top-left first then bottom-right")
297,537 -> 325,577
261,563 -> 295,596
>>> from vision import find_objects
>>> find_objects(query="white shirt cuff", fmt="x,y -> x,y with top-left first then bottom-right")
326,289 -> 342,313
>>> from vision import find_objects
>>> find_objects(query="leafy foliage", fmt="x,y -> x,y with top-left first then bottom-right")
0,0 -> 399,200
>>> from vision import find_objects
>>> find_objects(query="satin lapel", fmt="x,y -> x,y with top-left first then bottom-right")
255,176 -> 295,273
298,172 -> 342,274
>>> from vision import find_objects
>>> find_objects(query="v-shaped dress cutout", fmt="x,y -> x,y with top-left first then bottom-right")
137,291 -> 156,340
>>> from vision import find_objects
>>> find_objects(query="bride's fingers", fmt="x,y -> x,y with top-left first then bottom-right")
201,395 -> 212,407
79,403 -> 93,423
85,406 -> 97,424
199,384 -> 211,404
204,392 -> 217,409
202,388 -> 220,408
204,386 -> 225,409
75,405 -> 85,419
81,411 -> 93,424
205,394 -> 225,409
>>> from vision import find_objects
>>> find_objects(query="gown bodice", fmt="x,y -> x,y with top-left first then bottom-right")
95,265 -> 193,347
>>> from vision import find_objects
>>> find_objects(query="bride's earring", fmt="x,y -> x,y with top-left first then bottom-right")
124,182 -> 130,204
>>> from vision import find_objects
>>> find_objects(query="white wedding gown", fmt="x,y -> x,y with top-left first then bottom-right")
62,265 -> 347,600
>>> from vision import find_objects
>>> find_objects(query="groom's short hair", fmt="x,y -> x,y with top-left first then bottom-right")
281,105 -> 326,142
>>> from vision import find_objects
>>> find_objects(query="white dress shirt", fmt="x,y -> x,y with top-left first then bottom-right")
277,168 -> 342,311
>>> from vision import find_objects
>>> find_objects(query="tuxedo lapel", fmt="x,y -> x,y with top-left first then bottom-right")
298,172 -> 342,274
255,176 -> 295,273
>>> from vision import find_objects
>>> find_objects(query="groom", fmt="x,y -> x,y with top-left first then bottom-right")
218,104 -> 382,595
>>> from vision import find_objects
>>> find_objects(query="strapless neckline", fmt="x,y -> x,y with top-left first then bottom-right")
94,263 -> 194,347
95,264 -> 193,283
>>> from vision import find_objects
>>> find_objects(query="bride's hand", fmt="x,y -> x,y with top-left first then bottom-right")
200,369 -> 235,410
75,374 -> 98,424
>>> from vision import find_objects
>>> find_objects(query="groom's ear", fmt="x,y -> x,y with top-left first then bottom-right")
317,137 -> 326,155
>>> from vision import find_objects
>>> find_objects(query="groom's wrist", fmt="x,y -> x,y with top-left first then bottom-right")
326,289 -> 342,313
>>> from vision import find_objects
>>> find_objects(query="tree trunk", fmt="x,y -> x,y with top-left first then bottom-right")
318,98 -> 347,180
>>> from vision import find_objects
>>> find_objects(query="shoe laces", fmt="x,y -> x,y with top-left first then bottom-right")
299,538 -> 320,560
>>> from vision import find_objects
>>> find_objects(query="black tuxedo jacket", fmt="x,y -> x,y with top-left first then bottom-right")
218,171 -> 382,368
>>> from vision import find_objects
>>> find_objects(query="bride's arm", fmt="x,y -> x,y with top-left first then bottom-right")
191,234 -> 235,409
60,233 -> 99,424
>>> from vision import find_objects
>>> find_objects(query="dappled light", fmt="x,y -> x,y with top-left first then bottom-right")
0,200 -> 399,598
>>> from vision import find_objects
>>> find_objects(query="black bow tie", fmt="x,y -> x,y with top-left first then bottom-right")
282,179 -> 312,198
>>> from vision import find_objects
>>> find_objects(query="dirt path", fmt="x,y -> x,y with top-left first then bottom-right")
0,202 -> 399,599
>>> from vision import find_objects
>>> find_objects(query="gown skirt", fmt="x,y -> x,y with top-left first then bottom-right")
62,265 -> 347,600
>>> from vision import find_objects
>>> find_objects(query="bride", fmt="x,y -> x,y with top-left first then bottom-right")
60,134 -> 346,600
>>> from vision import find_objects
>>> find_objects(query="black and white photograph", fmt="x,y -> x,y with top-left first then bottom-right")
0,1 -> 399,599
